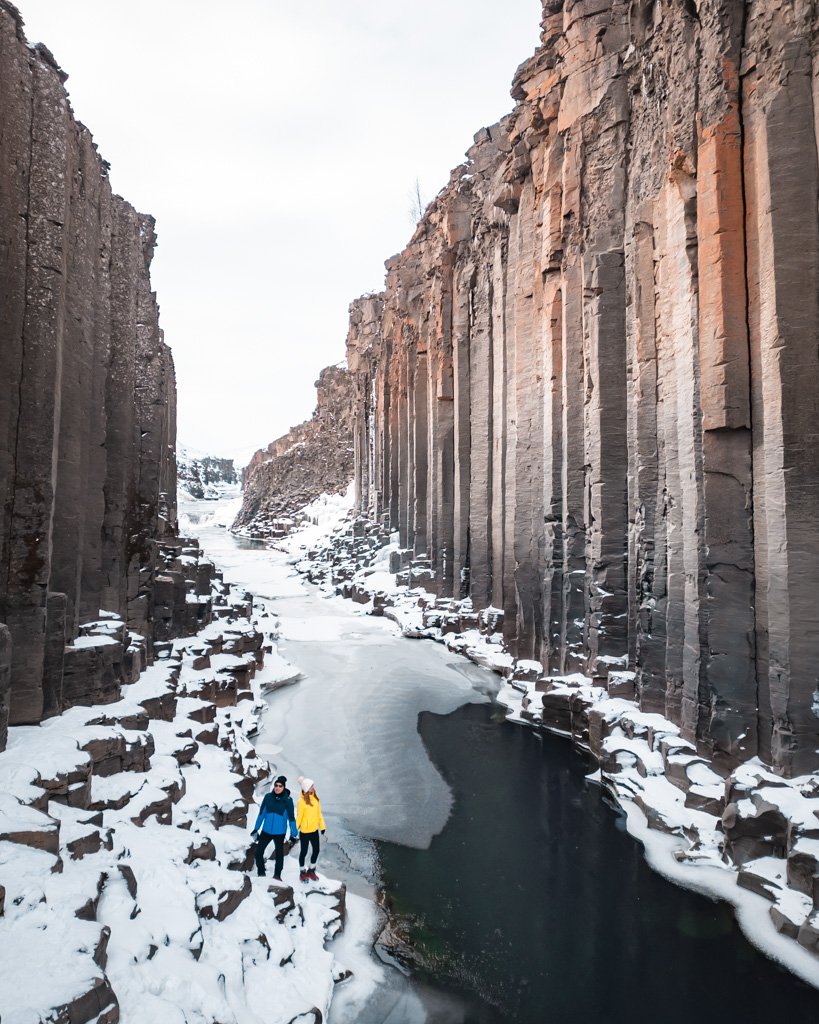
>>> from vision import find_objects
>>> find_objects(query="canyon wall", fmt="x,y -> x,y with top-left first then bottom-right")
234,364 -> 355,536
0,3 -> 210,750
346,0 -> 819,777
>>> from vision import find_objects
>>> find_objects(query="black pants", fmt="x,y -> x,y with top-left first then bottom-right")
255,832 -> 285,877
299,830 -> 320,868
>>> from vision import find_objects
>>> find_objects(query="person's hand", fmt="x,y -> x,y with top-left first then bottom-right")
291,833 -> 299,842
321,829 -> 326,836
251,830 -> 258,839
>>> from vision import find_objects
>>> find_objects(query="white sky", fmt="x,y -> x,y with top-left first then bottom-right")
18,0 -> 542,467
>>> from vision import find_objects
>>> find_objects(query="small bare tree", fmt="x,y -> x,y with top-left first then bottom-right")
408,177 -> 427,225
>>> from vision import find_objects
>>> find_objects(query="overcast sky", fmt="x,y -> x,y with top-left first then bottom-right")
19,0 -> 542,466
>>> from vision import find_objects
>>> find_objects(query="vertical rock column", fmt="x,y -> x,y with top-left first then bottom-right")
3,51 -> 71,725
0,624 -> 10,752
691,8 -> 756,767
129,216 -> 168,647
743,1 -> 819,776
0,4 -> 30,635
48,127 -> 107,648
340,0 -> 819,775
0,8 -> 189,739
510,175 -> 543,659
100,203 -> 141,618
466,244 -> 495,612
347,296 -> 383,515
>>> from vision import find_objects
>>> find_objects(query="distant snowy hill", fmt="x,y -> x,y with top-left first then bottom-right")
177,444 -> 239,500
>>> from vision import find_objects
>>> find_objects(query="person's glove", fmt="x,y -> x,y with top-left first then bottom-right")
291,832 -> 299,842
321,829 -> 326,836
251,830 -> 258,839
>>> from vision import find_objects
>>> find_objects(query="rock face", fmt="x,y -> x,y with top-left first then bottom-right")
233,364 -> 355,536
177,445 -> 238,500
345,0 -> 819,777
0,3 -> 212,748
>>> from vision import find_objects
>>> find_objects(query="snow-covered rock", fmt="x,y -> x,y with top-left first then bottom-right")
0,575 -> 350,1024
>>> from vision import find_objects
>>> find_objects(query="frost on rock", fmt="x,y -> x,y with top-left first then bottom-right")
0,574 -> 349,1024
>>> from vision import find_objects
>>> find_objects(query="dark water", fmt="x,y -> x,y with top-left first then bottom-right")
377,703 -> 819,1023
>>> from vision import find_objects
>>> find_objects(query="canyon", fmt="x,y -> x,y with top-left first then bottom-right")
336,0 -> 819,779
3,0 -> 819,1012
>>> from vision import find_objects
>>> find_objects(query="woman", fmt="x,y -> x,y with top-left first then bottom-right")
296,776 -> 326,882
251,775 -> 298,880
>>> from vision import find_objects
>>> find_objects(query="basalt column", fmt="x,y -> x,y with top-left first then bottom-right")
0,5 -> 183,741
743,0 -> 819,777
345,0 -> 819,776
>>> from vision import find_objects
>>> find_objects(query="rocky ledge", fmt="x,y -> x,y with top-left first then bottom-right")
0,549 -> 349,1024
280,511 -> 819,988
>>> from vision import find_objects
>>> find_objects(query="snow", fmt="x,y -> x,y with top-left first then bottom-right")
71,633 -> 119,648
0,533 -> 355,1024
0,902 -> 107,1024
276,614 -> 373,644
8,481 -> 816,1023
252,488 -> 819,993
621,800 -> 819,991
0,793 -> 55,834
491,671 -> 819,990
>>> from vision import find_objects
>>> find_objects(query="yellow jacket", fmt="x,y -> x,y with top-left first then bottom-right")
296,794 -> 326,834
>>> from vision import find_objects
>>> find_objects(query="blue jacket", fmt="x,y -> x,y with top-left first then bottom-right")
254,788 -> 297,836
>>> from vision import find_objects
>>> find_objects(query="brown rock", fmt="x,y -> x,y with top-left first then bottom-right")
233,365 -> 357,534
0,625 -> 10,751
49,976 -> 118,1024
286,0 -> 819,779
0,5 -> 216,737
0,816 -> 60,854
185,838 -> 216,864
196,873 -> 251,922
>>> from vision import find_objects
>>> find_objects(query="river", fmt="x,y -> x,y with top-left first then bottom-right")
180,493 -> 819,1023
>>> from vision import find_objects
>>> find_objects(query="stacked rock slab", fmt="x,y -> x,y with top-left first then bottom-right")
233,364 -> 356,536
0,3 -> 202,748
345,0 -> 819,777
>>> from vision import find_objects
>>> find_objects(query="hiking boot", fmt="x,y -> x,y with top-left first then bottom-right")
272,875 -> 282,882
307,868 -> 319,881
299,869 -> 309,883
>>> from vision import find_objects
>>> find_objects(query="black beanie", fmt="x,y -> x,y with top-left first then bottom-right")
275,775 -> 287,787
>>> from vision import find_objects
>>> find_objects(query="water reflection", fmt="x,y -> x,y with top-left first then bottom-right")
377,703 -> 819,1023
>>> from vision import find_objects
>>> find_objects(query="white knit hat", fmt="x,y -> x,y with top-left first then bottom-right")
299,776 -> 314,792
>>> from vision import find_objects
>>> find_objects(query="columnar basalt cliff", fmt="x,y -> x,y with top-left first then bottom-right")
0,3 -> 212,750
233,364 -> 355,536
346,0 -> 819,777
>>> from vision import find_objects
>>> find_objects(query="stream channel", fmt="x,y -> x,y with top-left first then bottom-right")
181,493 -> 819,1023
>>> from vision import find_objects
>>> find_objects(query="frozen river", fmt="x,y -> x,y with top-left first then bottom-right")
180,492 -> 496,1021
181,493 -> 819,1023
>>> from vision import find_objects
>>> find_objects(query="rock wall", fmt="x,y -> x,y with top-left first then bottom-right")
233,364 -> 355,536
346,0 -> 819,777
0,3 -> 210,749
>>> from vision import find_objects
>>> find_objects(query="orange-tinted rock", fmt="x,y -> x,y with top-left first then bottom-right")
340,0 -> 819,777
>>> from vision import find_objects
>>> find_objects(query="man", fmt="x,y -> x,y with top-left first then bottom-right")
251,775 -> 298,880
